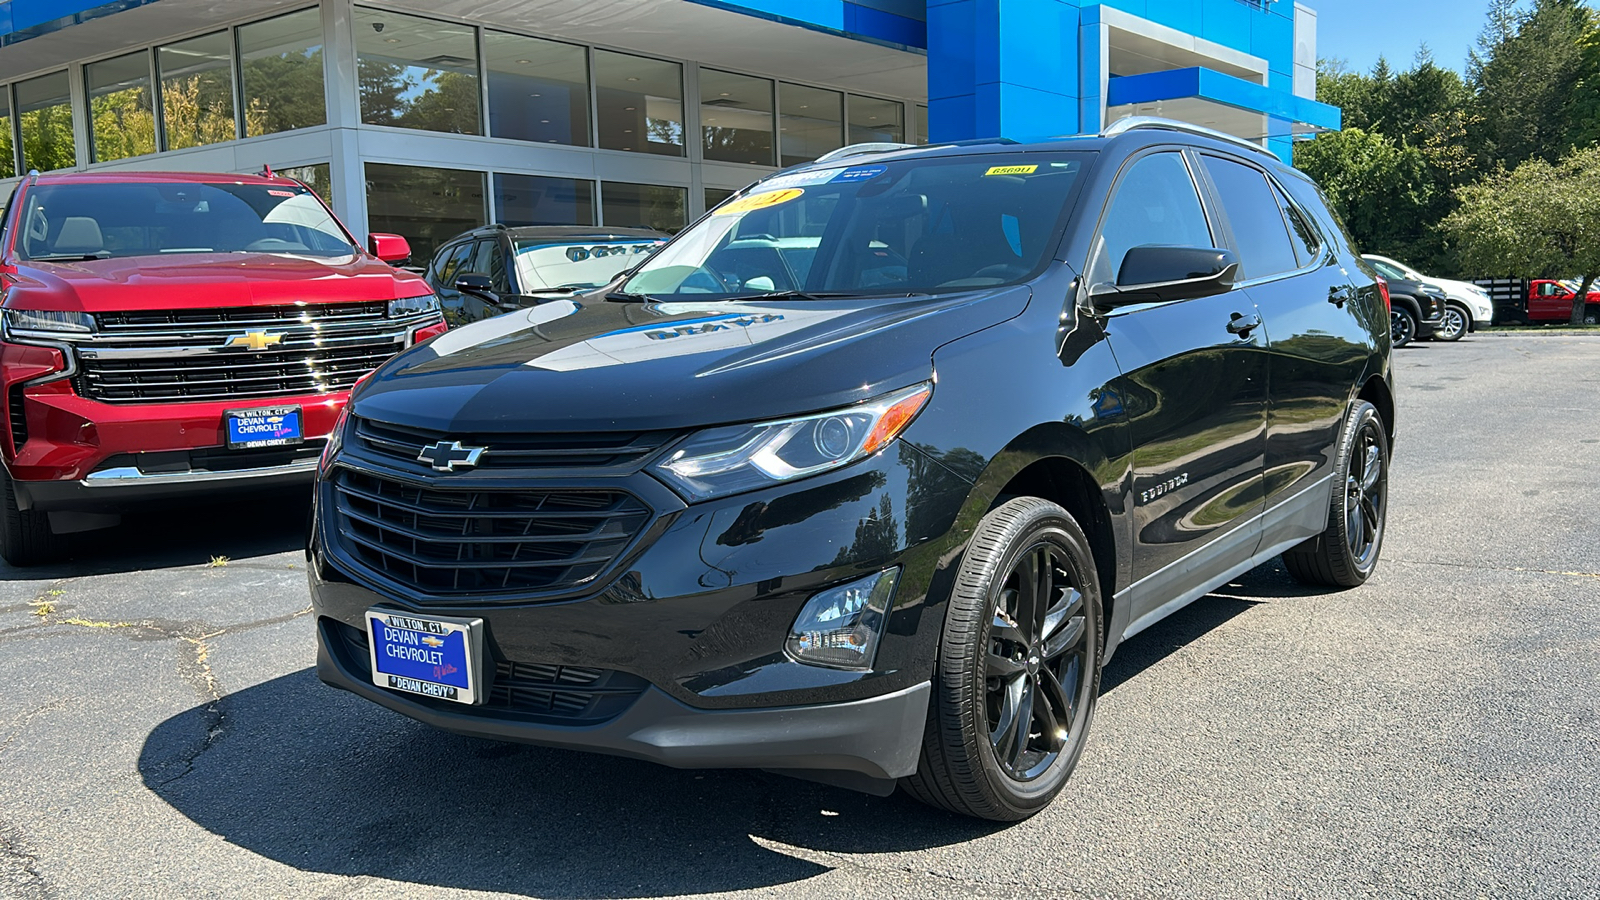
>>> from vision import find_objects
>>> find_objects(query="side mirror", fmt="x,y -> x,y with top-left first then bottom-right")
368,232 -> 411,264
455,274 -> 496,298
1091,246 -> 1240,308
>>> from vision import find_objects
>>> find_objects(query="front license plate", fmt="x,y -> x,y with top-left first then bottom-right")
224,406 -> 303,449
366,609 -> 485,705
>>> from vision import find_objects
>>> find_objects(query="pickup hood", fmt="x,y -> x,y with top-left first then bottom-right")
3,252 -> 428,311
355,286 -> 1032,433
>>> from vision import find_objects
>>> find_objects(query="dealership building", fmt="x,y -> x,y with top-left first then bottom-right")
0,0 -> 1340,259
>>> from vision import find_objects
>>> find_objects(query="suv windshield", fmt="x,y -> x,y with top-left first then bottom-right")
513,237 -> 663,292
623,153 -> 1087,300
16,181 -> 358,261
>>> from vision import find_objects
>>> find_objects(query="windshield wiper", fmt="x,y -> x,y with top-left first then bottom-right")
28,253 -> 111,262
604,290 -> 657,302
738,290 -> 929,302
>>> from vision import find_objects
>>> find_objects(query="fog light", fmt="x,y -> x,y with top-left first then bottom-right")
786,568 -> 899,670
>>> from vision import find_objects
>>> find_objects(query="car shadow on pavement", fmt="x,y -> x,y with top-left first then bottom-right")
0,494 -> 309,581
135,559 -> 1315,897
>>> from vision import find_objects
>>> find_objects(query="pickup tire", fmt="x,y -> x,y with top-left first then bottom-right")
1390,306 -> 1417,348
1283,401 -> 1389,588
1585,305 -> 1599,326
1435,304 -> 1468,342
1,468 -> 69,567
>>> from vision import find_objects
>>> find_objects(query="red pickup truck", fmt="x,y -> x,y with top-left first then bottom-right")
0,171 -> 447,565
1522,279 -> 1600,324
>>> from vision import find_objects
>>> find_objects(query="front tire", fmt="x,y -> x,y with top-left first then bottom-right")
1435,305 -> 1468,342
1390,307 -> 1417,348
901,497 -> 1102,821
1282,401 -> 1389,588
0,468 -> 69,567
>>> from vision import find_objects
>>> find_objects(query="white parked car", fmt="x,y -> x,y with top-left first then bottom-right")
1361,254 -> 1493,341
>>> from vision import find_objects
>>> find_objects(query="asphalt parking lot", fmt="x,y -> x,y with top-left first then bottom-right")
1,333 -> 1596,900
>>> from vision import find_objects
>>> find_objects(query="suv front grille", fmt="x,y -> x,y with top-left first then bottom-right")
325,618 -> 648,723
71,302 -> 432,403
352,416 -> 677,472
330,467 -> 652,599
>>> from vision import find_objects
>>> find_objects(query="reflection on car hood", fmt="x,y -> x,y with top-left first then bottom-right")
355,286 -> 1032,433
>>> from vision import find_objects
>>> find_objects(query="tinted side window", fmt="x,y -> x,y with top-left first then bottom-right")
432,241 -> 472,287
1090,152 -> 1213,287
1201,156 -> 1298,281
1274,182 -> 1321,267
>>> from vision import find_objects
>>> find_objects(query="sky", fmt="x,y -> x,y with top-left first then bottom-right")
1312,0 -> 1505,74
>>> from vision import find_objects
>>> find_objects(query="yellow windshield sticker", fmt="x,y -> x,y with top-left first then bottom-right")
714,188 -> 805,215
984,164 -> 1038,176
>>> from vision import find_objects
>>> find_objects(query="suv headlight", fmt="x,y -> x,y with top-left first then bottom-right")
388,294 -> 441,318
652,382 -> 932,502
2,309 -> 95,337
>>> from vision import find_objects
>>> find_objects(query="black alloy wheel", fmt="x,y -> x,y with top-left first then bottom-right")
902,497 -> 1102,821
985,543 -> 1088,781
1434,305 -> 1468,342
1283,400 -> 1389,588
1390,307 -> 1417,348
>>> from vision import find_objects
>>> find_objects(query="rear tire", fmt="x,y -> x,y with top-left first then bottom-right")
1390,307 -> 1416,348
1434,305 -> 1468,342
1283,401 -> 1389,588
1584,305 -> 1598,326
0,468 -> 69,567
901,497 -> 1102,821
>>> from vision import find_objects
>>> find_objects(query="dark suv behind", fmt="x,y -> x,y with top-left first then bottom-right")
308,119 -> 1395,821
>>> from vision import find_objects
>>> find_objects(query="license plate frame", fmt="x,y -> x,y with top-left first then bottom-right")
224,405 -> 304,450
365,609 -> 486,706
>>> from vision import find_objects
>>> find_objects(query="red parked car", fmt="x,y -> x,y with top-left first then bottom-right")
0,171 -> 447,565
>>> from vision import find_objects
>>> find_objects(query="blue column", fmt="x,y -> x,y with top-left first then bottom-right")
927,0 -> 1084,143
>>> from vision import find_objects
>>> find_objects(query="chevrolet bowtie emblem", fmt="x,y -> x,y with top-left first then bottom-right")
225,331 -> 284,351
417,440 -> 486,472
421,635 -> 444,648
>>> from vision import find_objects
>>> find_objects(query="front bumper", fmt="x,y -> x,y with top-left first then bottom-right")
316,615 -> 930,788
15,456 -> 317,512
308,441 -> 976,787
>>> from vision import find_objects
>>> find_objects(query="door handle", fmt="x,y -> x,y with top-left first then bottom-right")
1329,286 -> 1352,308
1226,312 -> 1261,337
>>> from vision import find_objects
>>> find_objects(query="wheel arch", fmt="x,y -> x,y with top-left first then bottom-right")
1358,374 -> 1395,446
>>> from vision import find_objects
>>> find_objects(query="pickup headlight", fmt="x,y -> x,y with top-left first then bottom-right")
652,382 -> 933,502
387,294 -> 441,318
2,309 -> 95,337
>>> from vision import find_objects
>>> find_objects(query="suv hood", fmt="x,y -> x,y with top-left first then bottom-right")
5,253 -> 427,311
355,286 -> 1032,433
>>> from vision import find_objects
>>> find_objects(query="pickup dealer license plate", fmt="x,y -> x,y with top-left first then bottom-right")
224,406 -> 303,449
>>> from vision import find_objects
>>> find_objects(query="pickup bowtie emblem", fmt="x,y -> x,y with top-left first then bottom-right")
225,331 -> 284,351
417,440 -> 485,472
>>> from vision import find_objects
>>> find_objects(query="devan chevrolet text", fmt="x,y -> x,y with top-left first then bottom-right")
0,171 -> 447,566
309,119 -> 1396,821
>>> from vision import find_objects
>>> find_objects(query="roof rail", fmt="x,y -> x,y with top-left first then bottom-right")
814,141 -> 917,164
1102,116 -> 1278,160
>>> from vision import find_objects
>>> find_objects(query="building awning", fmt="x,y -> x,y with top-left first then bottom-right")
1106,66 -> 1341,141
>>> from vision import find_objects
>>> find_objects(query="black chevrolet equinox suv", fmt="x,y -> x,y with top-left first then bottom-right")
309,118 -> 1395,821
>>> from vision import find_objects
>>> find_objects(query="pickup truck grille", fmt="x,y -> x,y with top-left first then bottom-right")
329,467 -> 652,600
71,302 -> 431,403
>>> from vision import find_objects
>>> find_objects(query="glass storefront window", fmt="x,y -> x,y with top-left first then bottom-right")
239,8 -> 327,136
915,104 -> 929,145
365,163 -> 486,261
705,187 -> 735,212
17,72 -> 76,172
0,88 -> 16,178
778,83 -> 843,166
485,31 -> 590,146
493,173 -> 595,226
601,182 -> 686,232
87,52 -> 156,163
700,69 -> 773,166
159,32 -> 241,150
281,163 -> 332,204
355,8 -> 481,135
847,95 -> 904,144
595,50 -> 683,156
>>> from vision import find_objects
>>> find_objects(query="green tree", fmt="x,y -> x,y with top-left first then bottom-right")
90,86 -> 157,162
20,103 -> 75,172
1468,0 -> 1598,169
1442,145 -> 1600,324
1295,127 -> 1435,263
240,49 -> 326,136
